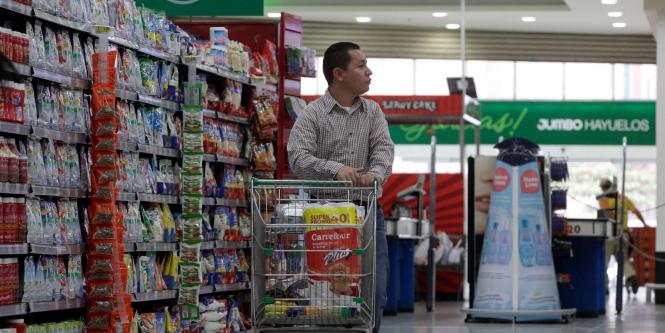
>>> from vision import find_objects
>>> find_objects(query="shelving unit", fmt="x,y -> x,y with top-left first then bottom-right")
0,2 -> 303,329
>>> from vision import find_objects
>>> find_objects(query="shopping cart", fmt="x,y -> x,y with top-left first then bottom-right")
251,178 -> 377,333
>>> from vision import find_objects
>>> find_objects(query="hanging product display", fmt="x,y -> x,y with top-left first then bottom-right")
86,49 -> 131,333
179,82 -> 204,322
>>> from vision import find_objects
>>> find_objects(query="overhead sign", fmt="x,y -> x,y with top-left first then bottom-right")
389,101 -> 655,146
136,0 -> 264,16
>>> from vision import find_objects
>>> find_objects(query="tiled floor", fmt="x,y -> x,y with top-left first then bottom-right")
381,288 -> 665,332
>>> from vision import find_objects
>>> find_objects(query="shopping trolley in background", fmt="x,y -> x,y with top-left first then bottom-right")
251,178 -> 377,333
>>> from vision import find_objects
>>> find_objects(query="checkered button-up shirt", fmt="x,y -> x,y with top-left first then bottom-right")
287,90 -> 394,196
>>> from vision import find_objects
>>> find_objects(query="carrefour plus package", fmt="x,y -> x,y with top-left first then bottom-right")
304,203 -> 360,299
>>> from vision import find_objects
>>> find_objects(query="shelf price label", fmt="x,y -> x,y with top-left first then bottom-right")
136,0 -> 263,16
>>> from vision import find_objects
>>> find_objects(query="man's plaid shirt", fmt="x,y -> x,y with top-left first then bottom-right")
287,90 -> 394,197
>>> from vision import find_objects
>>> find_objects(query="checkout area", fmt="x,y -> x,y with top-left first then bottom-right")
554,217 -> 617,317
383,175 -> 464,315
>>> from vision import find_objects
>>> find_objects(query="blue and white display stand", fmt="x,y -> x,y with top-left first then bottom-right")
463,138 -> 575,322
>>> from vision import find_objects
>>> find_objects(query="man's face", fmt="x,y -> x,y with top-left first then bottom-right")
337,49 -> 372,95
601,185 -> 610,192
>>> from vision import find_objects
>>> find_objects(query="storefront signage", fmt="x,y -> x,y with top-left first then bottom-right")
136,0 -> 263,16
389,101 -> 655,146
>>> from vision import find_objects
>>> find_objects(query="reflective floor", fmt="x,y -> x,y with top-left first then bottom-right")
382,288 -> 665,332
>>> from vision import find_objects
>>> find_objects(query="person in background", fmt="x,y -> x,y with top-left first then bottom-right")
287,41 -> 394,333
596,177 -> 649,295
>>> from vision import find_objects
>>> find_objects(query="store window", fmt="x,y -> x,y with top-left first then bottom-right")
367,58 -> 415,95
515,61 -> 564,100
467,60 -> 515,100
614,63 -> 657,100
567,162 -> 657,226
414,59 -> 461,95
564,62 -> 613,100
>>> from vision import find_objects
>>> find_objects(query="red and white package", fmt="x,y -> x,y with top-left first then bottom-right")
304,203 -> 361,297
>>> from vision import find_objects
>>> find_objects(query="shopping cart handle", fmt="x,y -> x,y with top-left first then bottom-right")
252,178 -> 354,187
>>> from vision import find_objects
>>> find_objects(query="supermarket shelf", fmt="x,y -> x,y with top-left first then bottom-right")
202,154 -> 249,167
217,156 -> 250,167
116,89 -> 139,101
214,282 -> 250,293
0,121 -> 30,136
138,193 -> 179,204
31,244 -> 84,255
0,303 -> 27,318
0,243 -> 28,255
33,10 -> 90,35
134,242 -> 177,252
217,240 -> 251,249
0,0 -> 31,16
202,109 -> 250,125
33,68 -> 91,90
0,182 -> 29,195
137,144 -> 181,158
31,185 -> 86,198
28,298 -> 85,313
202,197 -> 216,206
218,113 -> 250,125
200,241 -> 215,250
117,191 -> 138,202
32,127 -> 89,145
195,64 -> 250,85
203,109 -> 218,119
138,46 -> 179,64
254,82 -> 278,94
218,198 -> 248,208
132,290 -> 177,303
109,36 -> 139,50
124,242 -> 135,253
138,94 -> 165,108
117,141 -> 139,152
9,61 -> 31,77
137,94 -> 181,111
199,285 -> 214,295
162,100 -> 180,112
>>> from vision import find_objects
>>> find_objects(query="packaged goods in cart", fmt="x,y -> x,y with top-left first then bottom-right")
304,204 -> 361,301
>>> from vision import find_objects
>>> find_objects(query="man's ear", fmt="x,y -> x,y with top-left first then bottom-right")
332,67 -> 344,82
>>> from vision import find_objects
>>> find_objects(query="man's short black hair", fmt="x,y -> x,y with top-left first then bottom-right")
323,42 -> 360,85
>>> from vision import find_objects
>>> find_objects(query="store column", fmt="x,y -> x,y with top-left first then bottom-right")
646,0 -> 665,305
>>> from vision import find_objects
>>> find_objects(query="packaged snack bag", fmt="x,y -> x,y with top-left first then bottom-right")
304,203 -> 360,298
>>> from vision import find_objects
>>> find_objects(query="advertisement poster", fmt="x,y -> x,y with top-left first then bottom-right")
473,144 -> 561,321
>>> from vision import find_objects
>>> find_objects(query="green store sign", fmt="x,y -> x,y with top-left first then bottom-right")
389,101 -> 656,146
136,0 -> 263,16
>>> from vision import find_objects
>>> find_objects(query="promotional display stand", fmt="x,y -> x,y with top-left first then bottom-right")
463,139 -> 575,323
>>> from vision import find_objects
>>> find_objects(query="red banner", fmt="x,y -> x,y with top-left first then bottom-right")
302,95 -> 464,124
380,173 -> 464,235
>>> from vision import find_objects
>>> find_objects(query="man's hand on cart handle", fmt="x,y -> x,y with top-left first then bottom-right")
359,172 -> 381,187
336,166 -> 362,184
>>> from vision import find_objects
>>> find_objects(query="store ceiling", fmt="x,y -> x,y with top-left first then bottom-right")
264,0 -> 651,35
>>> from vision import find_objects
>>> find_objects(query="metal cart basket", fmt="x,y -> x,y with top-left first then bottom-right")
251,179 -> 377,333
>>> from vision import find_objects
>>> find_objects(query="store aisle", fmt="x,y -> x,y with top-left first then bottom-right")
382,289 -> 665,332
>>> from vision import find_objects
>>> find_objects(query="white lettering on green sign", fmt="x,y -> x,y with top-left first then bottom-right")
537,118 -> 650,132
